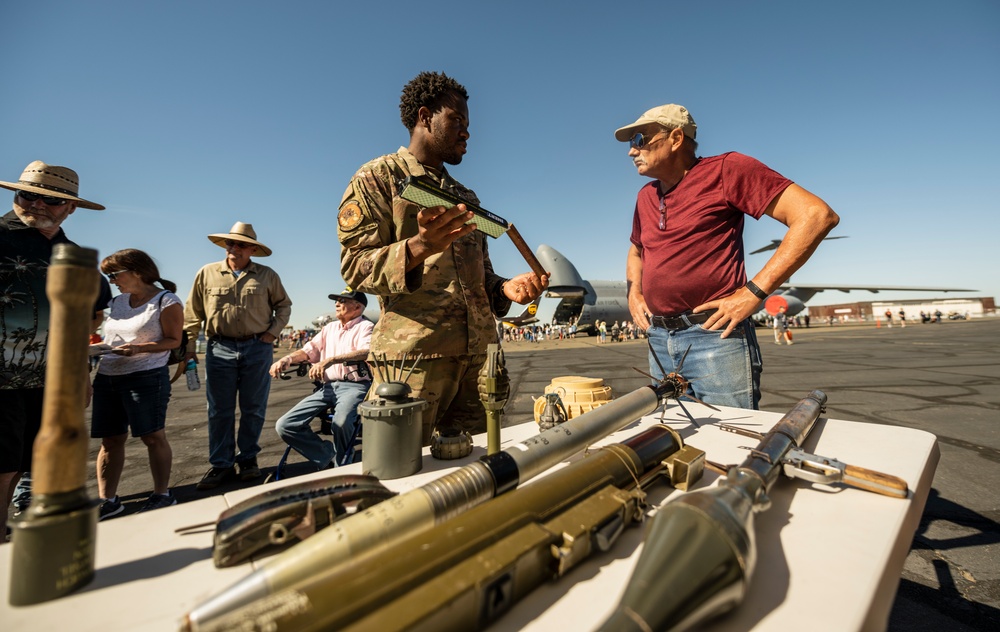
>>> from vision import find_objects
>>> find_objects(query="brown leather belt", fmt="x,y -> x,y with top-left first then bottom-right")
649,310 -> 716,331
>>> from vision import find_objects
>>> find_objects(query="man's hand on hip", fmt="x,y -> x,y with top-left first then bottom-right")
695,287 -> 762,338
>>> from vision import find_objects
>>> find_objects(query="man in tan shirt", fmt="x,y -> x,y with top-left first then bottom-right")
184,222 -> 292,489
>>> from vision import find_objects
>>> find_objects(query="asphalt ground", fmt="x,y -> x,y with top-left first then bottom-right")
7,318 -> 999,630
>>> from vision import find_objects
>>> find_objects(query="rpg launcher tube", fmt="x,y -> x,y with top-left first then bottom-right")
183,380 -> 677,630
598,389 -> 828,632
193,425 -> 690,632
9,244 -> 101,606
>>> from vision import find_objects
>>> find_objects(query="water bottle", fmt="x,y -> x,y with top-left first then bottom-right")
185,359 -> 201,391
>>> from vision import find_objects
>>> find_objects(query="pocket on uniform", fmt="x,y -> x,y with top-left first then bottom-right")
207,286 -> 232,311
242,285 -> 266,306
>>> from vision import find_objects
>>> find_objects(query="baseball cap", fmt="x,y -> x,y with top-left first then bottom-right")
614,104 -> 697,142
328,287 -> 368,307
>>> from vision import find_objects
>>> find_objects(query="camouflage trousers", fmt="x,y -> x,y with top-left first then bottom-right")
369,354 -> 487,445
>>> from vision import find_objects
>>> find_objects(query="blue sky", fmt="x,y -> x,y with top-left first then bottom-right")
3,0 -> 997,328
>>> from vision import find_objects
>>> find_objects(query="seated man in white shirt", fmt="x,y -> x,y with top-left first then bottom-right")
269,289 -> 373,469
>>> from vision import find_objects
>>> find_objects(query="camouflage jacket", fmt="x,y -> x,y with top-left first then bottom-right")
337,147 -> 510,359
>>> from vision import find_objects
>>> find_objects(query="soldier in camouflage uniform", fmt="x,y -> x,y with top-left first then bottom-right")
337,71 -> 547,447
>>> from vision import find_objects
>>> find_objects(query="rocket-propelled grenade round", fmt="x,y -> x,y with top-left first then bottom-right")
184,381 -> 678,630
597,390 -> 828,632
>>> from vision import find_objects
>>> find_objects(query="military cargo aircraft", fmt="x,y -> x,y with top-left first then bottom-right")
312,241 -> 973,332
535,243 -> 975,332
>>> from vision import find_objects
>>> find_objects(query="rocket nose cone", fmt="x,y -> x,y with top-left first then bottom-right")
600,502 -> 747,631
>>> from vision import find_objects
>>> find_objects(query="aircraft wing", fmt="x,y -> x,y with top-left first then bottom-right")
748,239 -> 783,255
500,297 -> 541,327
778,284 -> 977,294
749,235 -> 849,255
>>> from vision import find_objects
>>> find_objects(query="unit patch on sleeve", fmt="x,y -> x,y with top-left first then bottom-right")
338,201 -> 365,231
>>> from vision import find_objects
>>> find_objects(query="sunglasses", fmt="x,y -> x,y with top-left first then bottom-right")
105,270 -> 130,281
224,239 -> 255,250
628,131 -> 668,150
17,190 -> 70,206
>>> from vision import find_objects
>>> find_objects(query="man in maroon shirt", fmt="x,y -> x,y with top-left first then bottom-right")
617,104 -> 839,409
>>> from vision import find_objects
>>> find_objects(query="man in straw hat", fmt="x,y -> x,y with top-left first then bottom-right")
337,71 -> 547,454
0,160 -> 112,539
615,104 -> 838,409
184,222 -> 291,490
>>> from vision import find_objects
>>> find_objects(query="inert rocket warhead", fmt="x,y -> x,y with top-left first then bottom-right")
183,378 -> 687,630
598,390 -> 828,632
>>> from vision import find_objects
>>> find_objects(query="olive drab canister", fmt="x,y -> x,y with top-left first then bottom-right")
359,381 -> 427,480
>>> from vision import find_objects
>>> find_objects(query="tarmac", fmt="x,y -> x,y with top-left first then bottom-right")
7,318 -> 999,630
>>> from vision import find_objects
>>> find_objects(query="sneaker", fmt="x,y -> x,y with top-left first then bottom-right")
237,457 -> 261,481
99,496 -> 124,521
196,466 -> 237,490
138,492 -> 177,513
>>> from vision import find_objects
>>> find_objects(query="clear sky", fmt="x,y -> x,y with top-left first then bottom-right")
3,0 -> 998,329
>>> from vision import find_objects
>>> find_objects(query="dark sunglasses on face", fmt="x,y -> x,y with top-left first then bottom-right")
224,240 -> 254,250
105,270 -> 129,281
629,131 -> 671,151
17,190 -> 70,206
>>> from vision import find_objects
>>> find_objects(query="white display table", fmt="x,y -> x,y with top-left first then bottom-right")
1,401 -> 938,631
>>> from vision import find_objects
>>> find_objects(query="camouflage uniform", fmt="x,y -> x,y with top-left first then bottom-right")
338,147 -> 511,442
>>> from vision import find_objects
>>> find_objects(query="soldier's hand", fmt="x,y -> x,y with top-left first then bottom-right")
407,205 -> 477,264
696,287 -> 763,339
503,271 -> 549,304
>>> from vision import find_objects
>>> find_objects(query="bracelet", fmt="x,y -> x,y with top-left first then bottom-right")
745,280 -> 769,300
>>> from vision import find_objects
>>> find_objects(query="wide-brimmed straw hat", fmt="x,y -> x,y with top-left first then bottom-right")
207,222 -> 272,256
0,160 -> 105,210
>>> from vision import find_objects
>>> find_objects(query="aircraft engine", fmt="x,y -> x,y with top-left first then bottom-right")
764,293 -> 805,316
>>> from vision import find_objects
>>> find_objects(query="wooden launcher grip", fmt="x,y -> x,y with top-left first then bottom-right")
32,244 -> 100,496
506,224 -> 547,281
844,464 -> 909,498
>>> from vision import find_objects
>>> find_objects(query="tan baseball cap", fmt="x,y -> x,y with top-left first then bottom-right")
614,104 -> 697,142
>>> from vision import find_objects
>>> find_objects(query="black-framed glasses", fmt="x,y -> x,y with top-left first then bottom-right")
16,190 -> 70,206
224,239 -> 254,250
629,132 -> 660,150
105,270 -> 130,281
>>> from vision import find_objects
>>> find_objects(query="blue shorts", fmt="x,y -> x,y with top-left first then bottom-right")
91,367 -> 172,438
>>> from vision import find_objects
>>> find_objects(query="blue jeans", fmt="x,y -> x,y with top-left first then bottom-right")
275,380 -> 369,468
646,320 -> 762,410
205,337 -> 274,468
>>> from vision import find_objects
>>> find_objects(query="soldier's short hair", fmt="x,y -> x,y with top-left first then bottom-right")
399,71 -> 469,132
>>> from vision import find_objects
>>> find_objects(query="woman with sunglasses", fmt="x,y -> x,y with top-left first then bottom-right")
90,249 -> 182,519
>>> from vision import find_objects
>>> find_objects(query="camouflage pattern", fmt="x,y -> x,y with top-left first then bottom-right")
369,354 -> 488,445
337,147 -> 510,360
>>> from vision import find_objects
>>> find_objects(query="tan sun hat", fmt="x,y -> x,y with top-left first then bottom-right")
0,160 -> 105,210
614,104 -> 697,142
207,222 -> 272,257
